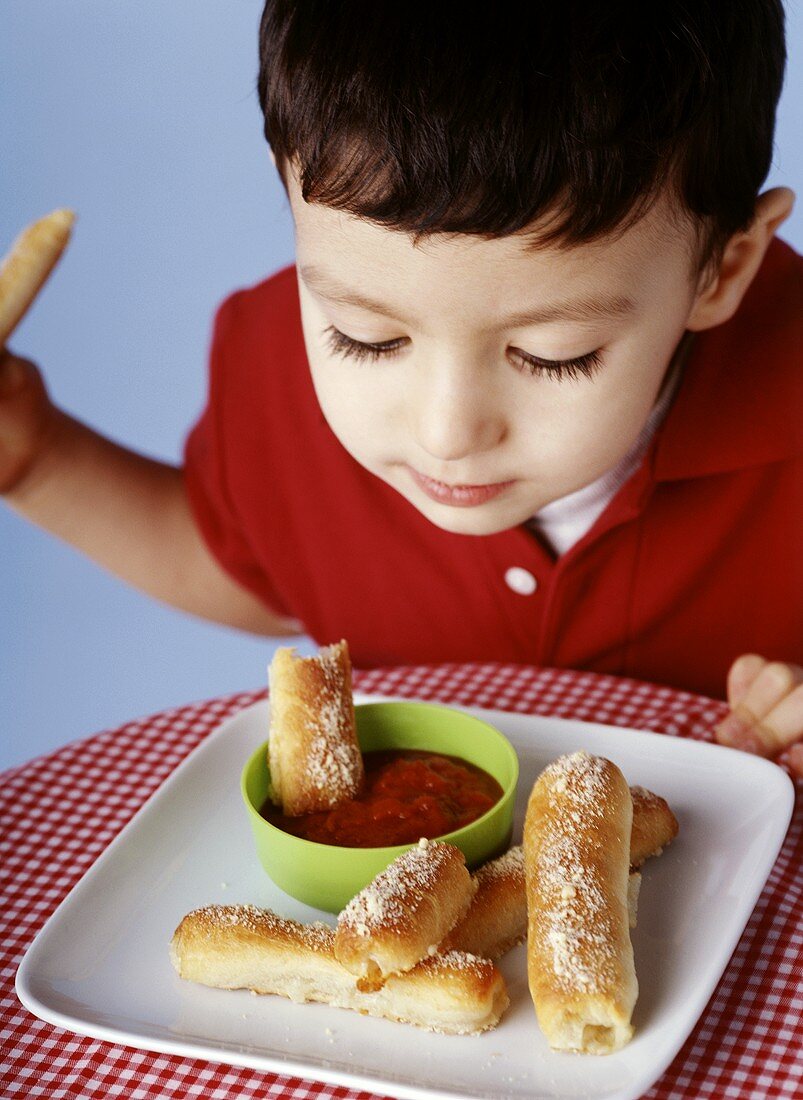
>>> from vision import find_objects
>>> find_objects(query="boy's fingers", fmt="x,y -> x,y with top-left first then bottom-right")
715,713 -> 771,757
726,653 -> 766,707
0,349 -> 37,396
717,662 -> 803,755
736,660 -> 802,726
759,683 -> 803,753
0,348 -> 57,496
787,743 -> 803,780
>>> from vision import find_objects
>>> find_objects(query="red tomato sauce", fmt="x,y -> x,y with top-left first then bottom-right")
259,749 -> 503,848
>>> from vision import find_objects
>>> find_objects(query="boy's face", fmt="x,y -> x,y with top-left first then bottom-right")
290,174 -> 703,535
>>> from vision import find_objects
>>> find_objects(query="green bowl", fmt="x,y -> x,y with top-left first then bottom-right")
241,700 -> 519,913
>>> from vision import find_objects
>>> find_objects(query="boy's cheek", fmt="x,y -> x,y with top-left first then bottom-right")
310,375 -> 402,467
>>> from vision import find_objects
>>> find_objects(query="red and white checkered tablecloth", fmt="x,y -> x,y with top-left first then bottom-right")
1,664 -> 800,1100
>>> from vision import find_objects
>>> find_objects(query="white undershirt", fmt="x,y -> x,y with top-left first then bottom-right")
527,350 -> 686,557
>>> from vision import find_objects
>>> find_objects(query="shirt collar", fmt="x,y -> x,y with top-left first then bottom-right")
652,237 -> 803,481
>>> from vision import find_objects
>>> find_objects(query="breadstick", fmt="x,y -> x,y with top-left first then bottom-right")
0,210 -> 74,345
524,751 -> 637,1054
334,838 -> 476,990
629,785 -> 679,867
439,845 -> 528,959
443,786 -> 677,959
268,640 -> 364,815
627,872 -> 641,930
170,904 -> 508,1035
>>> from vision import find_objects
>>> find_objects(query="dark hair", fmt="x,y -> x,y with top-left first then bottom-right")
257,1 -> 785,267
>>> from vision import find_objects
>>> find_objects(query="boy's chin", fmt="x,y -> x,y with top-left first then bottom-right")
406,494 -> 530,537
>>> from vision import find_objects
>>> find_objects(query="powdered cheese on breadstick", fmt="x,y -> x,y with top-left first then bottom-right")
170,904 -> 508,1034
524,751 -> 638,1054
444,785 -> 677,959
440,845 -> 527,958
335,838 -> 475,990
268,640 -> 363,815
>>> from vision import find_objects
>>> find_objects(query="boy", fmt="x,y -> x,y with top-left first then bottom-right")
1,1 -> 801,770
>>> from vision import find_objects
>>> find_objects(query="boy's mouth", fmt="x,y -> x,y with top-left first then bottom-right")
407,468 -> 515,507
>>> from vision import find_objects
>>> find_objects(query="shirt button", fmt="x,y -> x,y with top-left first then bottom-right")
504,566 -> 538,595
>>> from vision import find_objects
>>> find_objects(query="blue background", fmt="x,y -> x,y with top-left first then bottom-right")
2,1 -> 802,769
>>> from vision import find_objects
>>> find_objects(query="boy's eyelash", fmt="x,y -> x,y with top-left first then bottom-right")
512,347 -> 604,381
323,324 -> 603,381
324,325 -> 406,362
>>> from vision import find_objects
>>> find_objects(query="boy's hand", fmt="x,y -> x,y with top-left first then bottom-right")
715,654 -> 803,778
0,348 -> 61,496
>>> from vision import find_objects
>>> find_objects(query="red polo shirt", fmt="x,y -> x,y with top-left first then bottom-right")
184,239 -> 802,699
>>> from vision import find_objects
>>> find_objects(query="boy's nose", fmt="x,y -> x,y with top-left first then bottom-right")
410,363 -> 507,463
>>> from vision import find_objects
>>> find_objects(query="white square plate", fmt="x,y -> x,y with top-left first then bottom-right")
17,694 -> 794,1100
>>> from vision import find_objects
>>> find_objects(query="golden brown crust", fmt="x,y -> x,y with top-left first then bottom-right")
170,904 -> 508,1034
629,786 -> 679,868
0,210 -> 74,346
444,784 -> 677,959
627,871 -> 641,930
335,839 -> 476,988
440,845 -> 527,958
168,771 -> 671,1037
524,751 -> 638,1054
267,640 -> 364,815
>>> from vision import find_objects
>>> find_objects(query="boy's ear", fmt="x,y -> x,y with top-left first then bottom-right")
687,187 -> 795,332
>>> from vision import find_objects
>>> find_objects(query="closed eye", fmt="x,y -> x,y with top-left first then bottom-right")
324,324 -> 604,381
511,347 -> 604,381
324,325 -> 407,362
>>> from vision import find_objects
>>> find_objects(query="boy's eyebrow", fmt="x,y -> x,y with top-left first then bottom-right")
300,265 -> 634,326
300,265 -> 412,321
503,295 -> 635,326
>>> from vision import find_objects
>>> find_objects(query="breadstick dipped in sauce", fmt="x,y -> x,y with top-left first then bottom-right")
268,640 -> 364,815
